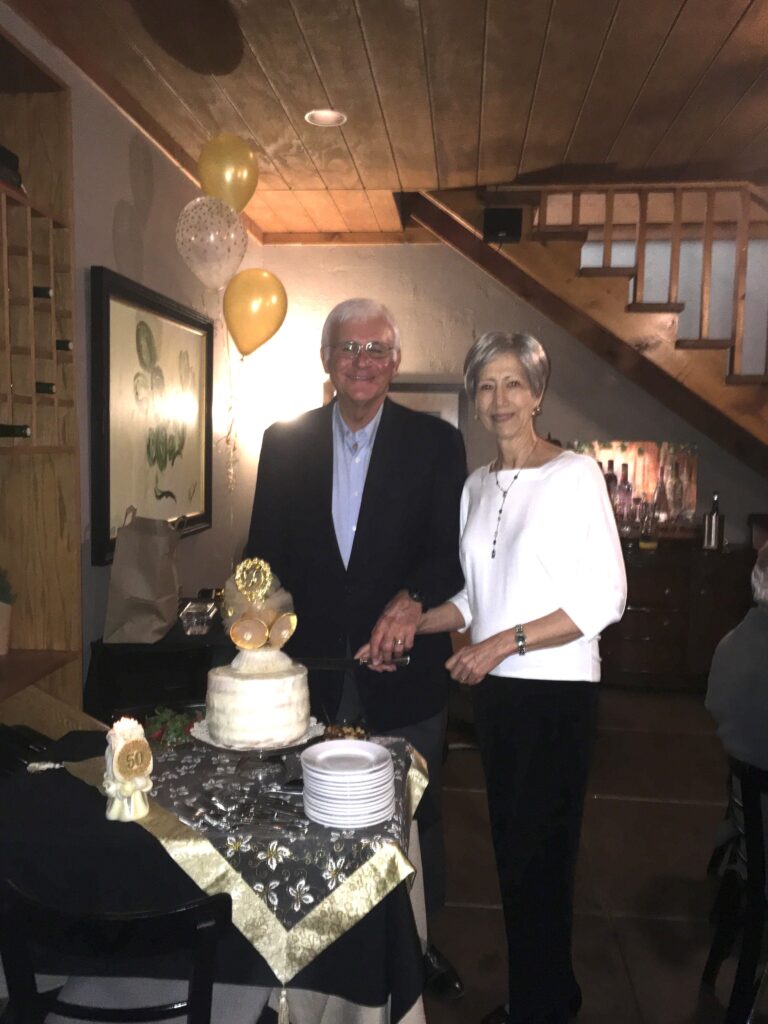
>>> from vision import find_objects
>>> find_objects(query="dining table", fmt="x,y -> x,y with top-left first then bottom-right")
0,693 -> 429,1024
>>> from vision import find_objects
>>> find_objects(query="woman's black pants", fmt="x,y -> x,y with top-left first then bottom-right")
472,675 -> 599,1023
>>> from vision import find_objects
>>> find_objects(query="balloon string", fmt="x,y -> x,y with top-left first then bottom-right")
207,286 -> 240,572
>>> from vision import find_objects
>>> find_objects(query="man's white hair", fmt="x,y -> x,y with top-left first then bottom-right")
320,298 -> 401,351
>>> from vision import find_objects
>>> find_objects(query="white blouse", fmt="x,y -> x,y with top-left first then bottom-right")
449,450 -> 627,682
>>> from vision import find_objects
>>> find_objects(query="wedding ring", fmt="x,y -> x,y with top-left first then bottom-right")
394,638 -> 405,645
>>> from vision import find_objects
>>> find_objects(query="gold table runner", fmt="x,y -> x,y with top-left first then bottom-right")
66,747 -> 427,984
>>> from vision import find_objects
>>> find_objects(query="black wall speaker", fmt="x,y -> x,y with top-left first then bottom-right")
482,207 -> 523,244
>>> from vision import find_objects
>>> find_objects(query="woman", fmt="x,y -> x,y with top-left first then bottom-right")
418,332 -> 626,1024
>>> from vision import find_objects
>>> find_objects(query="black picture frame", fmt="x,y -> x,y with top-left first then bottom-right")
388,380 -> 468,438
90,266 -> 213,566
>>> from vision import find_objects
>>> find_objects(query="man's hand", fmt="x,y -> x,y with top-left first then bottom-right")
354,589 -> 422,669
445,636 -> 508,686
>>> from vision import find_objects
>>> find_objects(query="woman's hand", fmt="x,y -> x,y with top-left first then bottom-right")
446,636 -> 509,685
365,589 -> 422,665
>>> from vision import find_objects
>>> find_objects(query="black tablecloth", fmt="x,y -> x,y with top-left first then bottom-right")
0,732 -> 424,1020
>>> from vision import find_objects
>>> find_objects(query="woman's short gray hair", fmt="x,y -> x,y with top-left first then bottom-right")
321,298 -> 401,350
752,543 -> 768,603
463,331 -> 550,402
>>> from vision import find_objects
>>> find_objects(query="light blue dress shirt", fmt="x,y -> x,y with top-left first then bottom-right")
332,402 -> 383,568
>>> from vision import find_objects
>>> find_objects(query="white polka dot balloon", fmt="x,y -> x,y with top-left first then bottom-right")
175,196 -> 247,290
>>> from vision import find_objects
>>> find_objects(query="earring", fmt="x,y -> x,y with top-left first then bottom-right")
533,406 -> 541,417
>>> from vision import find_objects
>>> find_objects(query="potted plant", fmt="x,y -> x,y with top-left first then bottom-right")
0,568 -> 14,656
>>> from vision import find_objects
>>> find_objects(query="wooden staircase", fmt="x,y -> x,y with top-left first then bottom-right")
397,185 -> 768,477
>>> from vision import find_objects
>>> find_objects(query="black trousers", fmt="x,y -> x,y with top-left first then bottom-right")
472,675 -> 599,1023
336,667 -> 447,918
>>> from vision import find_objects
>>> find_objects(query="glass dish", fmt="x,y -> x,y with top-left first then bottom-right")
179,600 -> 217,636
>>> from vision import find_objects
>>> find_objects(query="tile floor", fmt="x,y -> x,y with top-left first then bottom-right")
426,687 -> 768,1024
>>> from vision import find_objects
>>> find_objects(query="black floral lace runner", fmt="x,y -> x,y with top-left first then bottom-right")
150,736 -> 416,930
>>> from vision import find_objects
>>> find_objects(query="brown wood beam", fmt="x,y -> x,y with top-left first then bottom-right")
262,227 -> 436,245
402,191 -> 768,477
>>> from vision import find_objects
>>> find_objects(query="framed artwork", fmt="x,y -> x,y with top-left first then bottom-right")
389,380 -> 468,437
90,266 -> 213,565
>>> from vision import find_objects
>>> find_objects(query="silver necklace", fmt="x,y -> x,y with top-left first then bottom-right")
490,441 -> 538,560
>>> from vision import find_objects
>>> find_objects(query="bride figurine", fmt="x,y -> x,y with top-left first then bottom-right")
103,717 -> 153,822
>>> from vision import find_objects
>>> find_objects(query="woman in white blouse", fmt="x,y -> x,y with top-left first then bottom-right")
417,332 -> 626,1024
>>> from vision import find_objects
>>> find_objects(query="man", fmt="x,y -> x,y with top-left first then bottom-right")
246,297 -> 466,999
706,543 -> 768,769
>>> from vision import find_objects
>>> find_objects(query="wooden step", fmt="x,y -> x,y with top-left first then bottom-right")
676,338 -> 733,350
626,302 -> 685,313
477,189 -> 541,207
725,374 -> 768,385
579,266 -> 636,278
529,228 -> 589,242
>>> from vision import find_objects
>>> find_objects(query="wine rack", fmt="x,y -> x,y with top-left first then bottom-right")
0,183 -> 74,450
0,48 -> 82,715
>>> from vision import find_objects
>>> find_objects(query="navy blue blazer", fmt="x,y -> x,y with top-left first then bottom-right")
245,398 -> 466,730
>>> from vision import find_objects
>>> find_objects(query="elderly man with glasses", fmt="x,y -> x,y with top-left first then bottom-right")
246,297 -> 467,1000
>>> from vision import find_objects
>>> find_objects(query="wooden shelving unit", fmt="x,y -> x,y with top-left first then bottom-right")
0,33 -> 82,708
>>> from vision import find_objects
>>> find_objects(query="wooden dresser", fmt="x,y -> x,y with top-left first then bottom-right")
600,540 -> 755,691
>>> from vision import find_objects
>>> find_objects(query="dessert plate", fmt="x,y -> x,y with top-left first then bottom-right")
301,739 -> 392,776
190,717 -> 324,754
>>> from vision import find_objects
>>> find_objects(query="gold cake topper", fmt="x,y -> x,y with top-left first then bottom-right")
234,558 -> 273,604
229,558 -> 297,651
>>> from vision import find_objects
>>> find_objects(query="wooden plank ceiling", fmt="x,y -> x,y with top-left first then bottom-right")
7,0 -> 768,240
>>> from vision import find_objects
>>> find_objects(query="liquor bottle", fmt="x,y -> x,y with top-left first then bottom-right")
616,463 -> 633,517
652,465 -> 669,521
35,381 -> 56,395
703,491 -> 725,550
32,285 -> 53,299
55,339 -> 72,352
0,423 -> 31,437
668,460 -> 684,519
604,459 -> 617,502
639,500 -> 658,551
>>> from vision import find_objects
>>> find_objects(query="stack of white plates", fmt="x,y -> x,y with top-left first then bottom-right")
301,739 -> 395,828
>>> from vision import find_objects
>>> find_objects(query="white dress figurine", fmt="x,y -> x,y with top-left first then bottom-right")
104,717 -> 154,822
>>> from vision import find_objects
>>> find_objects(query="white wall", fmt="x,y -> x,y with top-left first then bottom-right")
2,3 -> 766,679
239,245 -> 768,551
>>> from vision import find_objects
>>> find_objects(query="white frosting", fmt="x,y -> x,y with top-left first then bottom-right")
206,648 -> 309,748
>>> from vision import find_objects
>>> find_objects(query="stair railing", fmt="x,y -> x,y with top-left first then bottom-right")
525,182 -> 767,382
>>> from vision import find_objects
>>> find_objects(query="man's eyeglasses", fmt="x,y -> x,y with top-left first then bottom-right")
329,341 -> 395,361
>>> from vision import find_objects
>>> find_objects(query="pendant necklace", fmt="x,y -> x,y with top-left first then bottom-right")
490,439 -> 538,559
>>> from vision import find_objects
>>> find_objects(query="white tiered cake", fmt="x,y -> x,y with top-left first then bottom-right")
206,647 -> 309,749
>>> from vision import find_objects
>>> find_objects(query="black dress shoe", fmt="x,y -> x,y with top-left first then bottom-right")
479,995 -> 581,1024
423,943 -> 465,1001
480,1006 -> 511,1024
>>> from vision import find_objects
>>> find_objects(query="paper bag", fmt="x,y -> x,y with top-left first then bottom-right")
103,510 -> 181,644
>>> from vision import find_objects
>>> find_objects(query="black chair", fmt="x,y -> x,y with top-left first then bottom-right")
0,880 -> 232,1024
702,758 -> 768,1023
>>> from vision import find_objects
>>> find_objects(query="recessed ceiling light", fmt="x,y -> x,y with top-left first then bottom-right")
304,108 -> 347,127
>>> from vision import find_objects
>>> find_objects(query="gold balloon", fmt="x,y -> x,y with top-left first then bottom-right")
197,133 -> 259,212
223,269 -> 288,356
